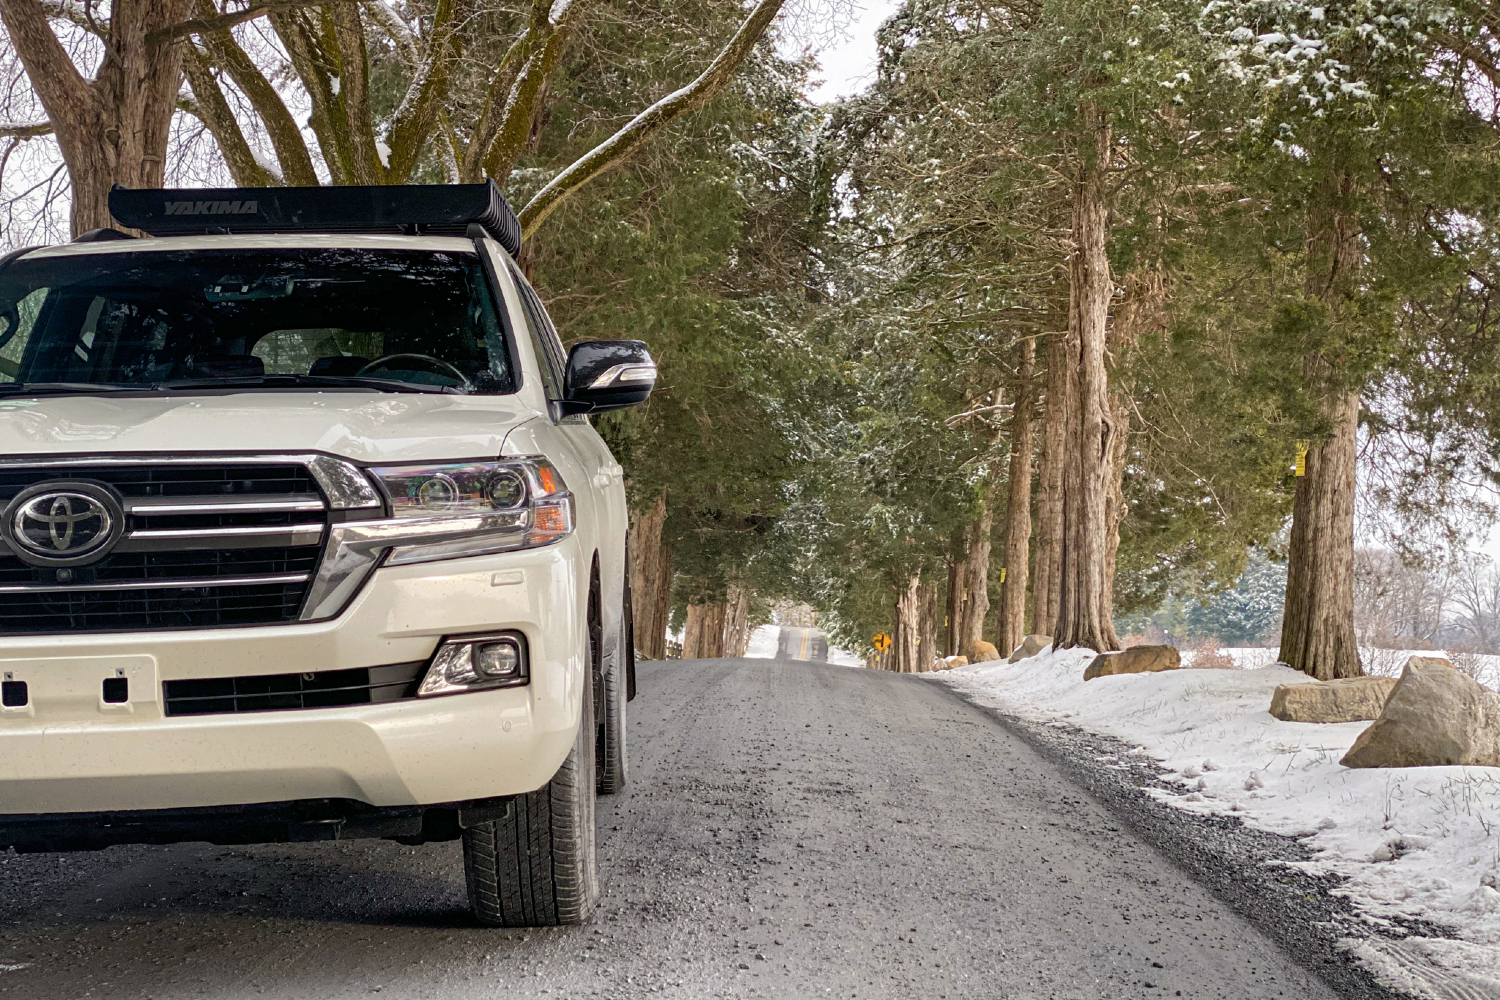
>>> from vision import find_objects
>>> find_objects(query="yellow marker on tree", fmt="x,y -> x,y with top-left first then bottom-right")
1295,441 -> 1309,477
999,567 -> 1007,583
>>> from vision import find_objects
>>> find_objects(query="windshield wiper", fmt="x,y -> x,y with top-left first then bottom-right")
152,374 -> 462,395
0,382 -> 138,397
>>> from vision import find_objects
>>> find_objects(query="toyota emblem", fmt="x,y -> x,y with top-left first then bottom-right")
2,481 -> 125,567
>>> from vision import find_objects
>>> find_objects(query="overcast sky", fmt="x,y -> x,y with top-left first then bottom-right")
789,1 -> 902,103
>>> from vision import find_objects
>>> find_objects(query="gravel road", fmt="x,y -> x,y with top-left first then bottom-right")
0,659 -> 1348,999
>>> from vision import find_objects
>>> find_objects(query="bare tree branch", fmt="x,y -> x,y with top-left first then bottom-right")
268,7 -> 353,183
331,0 -> 381,182
382,0 -> 458,182
148,0 -> 315,46
0,0 -> 93,136
0,121 -> 54,139
181,45 -> 280,186
360,0 -> 417,65
40,0 -> 105,35
192,0 -> 319,185
518,0 -> 785,239
460,1 -> 553,183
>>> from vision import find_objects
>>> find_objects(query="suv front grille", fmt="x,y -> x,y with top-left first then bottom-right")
163,663 -> 425,716
0,463 -> 318,499
0,460 -> 333,635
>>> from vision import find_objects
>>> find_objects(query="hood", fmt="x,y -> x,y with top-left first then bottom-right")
0,392 -> 542,464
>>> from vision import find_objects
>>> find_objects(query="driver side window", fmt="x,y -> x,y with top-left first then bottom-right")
0,288 -> 47,382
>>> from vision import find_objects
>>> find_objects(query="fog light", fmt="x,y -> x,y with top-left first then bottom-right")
474,641 -> 521,679
417,632 -> 529,696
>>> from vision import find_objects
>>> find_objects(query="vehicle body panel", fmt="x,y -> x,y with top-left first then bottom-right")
0,232 -> 628,826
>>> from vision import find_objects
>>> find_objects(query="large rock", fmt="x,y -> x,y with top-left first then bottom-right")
967,641 -> 1001,663
1342,657 -> 1500,768
1007,635 -> 1052,663
1269,676 -> 1398,723
1084,644 -> 1180,681
940,655 -> 969,670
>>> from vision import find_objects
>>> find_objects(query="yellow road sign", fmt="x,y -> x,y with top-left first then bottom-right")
872,632 -> 892,651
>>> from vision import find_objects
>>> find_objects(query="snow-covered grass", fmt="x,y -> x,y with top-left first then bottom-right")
1183,645 -> 1500,691
938,647 -> 1500,995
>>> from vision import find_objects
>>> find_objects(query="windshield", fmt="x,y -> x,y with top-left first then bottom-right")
0,247 -> 514,393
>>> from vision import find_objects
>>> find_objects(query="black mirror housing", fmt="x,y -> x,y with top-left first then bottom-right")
561,340 -> 657,415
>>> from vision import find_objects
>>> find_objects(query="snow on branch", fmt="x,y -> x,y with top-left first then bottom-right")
0,121 -> 53,139
517,0 -> 786,239
40,0 -> 105,35
1200,0 -> 1456,119
148,1 -> 317,47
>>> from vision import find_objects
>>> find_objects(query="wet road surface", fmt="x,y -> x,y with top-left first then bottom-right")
0,659 -> 1340,999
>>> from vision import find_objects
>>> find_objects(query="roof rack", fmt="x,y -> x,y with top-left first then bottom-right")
73,227 -> 138,243
108,180 -> 523,257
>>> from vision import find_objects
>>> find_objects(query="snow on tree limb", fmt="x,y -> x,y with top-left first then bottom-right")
40,0 -> 105,35
0,121 -> 53,139
517,0 -> 786,239
361,0 -> 419,66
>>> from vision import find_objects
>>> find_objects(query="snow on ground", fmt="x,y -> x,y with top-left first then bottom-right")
939,647 -> 1500,995
1186,646 -> 1500,691
744,624 -> 779,659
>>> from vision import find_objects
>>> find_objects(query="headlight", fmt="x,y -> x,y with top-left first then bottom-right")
298,457 -> 575,619
376,462 -> 546,518
371,458 -> 574,565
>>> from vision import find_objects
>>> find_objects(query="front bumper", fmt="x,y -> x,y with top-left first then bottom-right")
0,541 -> 587,818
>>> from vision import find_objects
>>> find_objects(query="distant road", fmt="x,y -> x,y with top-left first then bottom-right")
774,625 -> 829,661
0,660 -> 1339,999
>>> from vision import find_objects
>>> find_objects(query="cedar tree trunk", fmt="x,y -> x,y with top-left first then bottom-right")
1032,328 -> 1068,636
722,585 -> 751,657
957,501 -> 993,659
1279,189 -> 1364,680
1054,112 -> 1121,653
628,493 -> 672,659
999,335 -> 1037,656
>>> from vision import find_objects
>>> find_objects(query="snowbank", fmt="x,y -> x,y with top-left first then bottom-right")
744,624 -> 779,659
939,647 -> 1500,994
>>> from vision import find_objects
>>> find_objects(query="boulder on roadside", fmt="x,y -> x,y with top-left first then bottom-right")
967,640 -> 1001,663
940,655 -> 969,670
1269,676 -> 1398,723
1341,656 -> 1500,768
1084,644 -> 1180,681
1007,634 -> 1052,663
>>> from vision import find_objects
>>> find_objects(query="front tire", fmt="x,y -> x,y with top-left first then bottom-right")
462,684 -> 599,926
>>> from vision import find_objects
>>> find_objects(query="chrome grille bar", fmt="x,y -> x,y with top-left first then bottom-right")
0,573 -> 309,594
125,495 -> 326,515
117,524 -> 325,552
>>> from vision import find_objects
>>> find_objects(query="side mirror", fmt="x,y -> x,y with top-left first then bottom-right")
561,340 -> 657,415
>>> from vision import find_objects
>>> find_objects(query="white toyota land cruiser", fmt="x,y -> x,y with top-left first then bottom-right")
0,182 -> 652,927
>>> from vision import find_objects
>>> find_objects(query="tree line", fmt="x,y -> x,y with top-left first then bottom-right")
6,0 -> 1500,680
